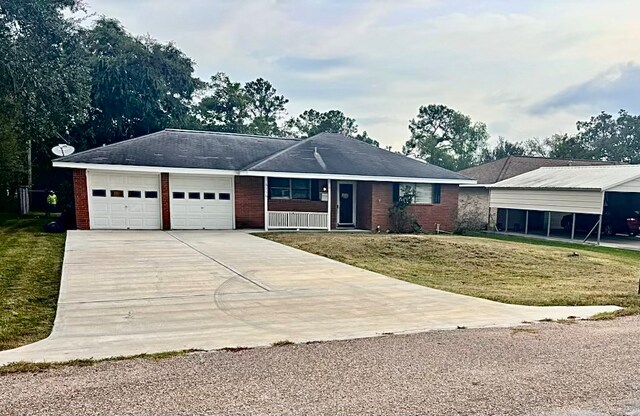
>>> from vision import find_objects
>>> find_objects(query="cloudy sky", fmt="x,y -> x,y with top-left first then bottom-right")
80,0 -> 640,150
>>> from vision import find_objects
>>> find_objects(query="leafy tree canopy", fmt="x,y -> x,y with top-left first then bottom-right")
196,72 -> 248,133
547,110 -> 640,163
404,104 -> 489,170
479,137 -> 549,163
479,137 -> 526,163
244,77 -> 288,136
0,0 -> 89,137
195,73 -> 287,136
285,109 -> 379,146
0,0 -> 89,204
469,110 -> 640,167
71,18 -> 204,149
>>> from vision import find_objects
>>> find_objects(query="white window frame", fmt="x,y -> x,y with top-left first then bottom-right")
400,183 -> 435,204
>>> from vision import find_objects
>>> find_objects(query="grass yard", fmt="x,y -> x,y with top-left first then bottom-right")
0,213 -> 66,350
261,233 -> 640,315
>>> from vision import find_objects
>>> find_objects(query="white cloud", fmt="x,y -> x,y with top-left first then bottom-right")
80,0 -> 640,150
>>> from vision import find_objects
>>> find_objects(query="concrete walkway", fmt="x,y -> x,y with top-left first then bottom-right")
0,231 -> 620,365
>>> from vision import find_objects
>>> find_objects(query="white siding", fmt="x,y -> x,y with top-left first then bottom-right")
608,176 -> 640,193
490,189 -> 603,215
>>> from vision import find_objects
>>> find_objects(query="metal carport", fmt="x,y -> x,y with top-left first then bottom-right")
488,165 -> 640,244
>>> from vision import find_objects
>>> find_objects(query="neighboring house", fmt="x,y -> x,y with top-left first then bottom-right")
52,129 -> 475,232
457,156 -> 619,229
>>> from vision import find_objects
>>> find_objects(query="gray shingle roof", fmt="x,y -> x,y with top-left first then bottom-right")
246,132 -> 471,180
459,155 -> 620,184
57,129 -> 299,171
56,129 -> 472,181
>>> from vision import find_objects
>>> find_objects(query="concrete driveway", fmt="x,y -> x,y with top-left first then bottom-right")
0,231 -> 619,365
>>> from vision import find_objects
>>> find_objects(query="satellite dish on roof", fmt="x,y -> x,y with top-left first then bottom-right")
52,144 -> 75,157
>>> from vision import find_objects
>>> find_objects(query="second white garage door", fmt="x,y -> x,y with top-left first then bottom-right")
170,175 -> 234,229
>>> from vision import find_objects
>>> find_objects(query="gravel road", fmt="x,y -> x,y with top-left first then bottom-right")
1,317 -> 640,416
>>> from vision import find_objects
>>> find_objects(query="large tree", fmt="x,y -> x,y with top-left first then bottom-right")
0,0 -> 90,206
244,78 -> 288,136
546,110 -> 640,163
195,72 -> 248,133
545,133 -> 590,160
71,18 -> 203,150
574,110 -> 640,163
285,109 -> 379,146
479,137 -> 526,163
286,109 -> 357,137
404,104 -> 489,170
478,137 -> 551,164
195,74 -> 288,136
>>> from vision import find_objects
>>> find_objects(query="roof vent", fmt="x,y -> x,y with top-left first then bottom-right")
313,147 -> 327,170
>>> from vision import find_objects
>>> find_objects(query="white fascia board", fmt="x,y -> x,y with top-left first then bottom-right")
487,185 -> 602,191
52,162 -> 238,176
241,170 -> 477,185
52,161 -> 477,184
460,183 -> 489,188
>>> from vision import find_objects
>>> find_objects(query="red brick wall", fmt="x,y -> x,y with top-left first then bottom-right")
356,181 -> 373,230
233,177 -> 459,232
371,182 -> 393,231
407,184 -> 459,232
330,180 -> 338,229
268,199 -> 327,212
160,173 -> 171,230
73,169 -> 90,230
370,182 -> 459,232
235,176 -> 264,228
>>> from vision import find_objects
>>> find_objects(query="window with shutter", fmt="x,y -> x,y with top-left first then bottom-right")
399,183 -> 435,204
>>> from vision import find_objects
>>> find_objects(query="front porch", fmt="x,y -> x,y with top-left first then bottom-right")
233,175 -> 457,233
263,178 -> 374,231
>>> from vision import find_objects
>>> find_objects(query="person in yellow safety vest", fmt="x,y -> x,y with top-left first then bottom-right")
46,190 -> 57,216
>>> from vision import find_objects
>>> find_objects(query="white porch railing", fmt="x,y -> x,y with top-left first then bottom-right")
268,211 -> 328,230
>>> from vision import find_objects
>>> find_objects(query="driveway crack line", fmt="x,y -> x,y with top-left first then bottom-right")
166,232 -> 270,292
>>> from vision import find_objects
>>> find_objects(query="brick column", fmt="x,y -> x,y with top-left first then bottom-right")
73,169 -> 90,230
234,176 -> 264,228
161,173 -> 171,230
371,182 -> 393,231
330,180 -> 338,229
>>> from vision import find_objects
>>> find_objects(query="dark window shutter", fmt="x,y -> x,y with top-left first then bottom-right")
433,184 -> 441,204
392,183 -> 400,204
310,180 -> 320,201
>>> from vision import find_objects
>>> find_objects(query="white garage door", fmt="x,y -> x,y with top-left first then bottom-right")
170,175 -> 234,230
88,171 -> 161,230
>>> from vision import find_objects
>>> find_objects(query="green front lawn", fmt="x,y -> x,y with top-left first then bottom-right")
261,233 -> 640,315
0,213 -> 66,350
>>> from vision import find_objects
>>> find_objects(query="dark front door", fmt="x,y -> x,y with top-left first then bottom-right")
338,183 -> 354,225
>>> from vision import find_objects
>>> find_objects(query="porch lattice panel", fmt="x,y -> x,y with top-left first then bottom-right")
268,211 -> 328,229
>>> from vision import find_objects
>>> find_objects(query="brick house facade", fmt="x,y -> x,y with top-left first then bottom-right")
60,130 -> 473,231
357,182 -> 457,232
72,171 -> 460,232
